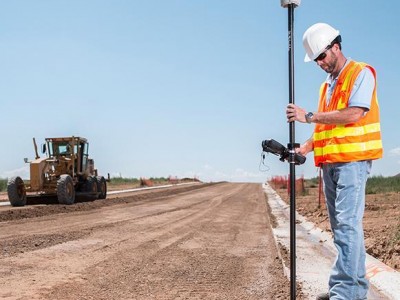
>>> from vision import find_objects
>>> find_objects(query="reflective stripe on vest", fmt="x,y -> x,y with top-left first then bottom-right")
314,140 -> 383,156
313,123 -> 381,140
313,61 -> 383,166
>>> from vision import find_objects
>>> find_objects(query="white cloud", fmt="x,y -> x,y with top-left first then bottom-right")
389,147 -> 400,156
234,168 -> 263,178
0,166 -> 30,180
202,164 -> 213,171
192,166 -> 266,183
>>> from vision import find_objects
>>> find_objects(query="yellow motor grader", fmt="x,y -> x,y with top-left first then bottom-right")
7,136 -> 108,206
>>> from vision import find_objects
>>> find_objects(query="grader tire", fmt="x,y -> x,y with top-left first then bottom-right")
7,176 -> 27,206
86,176 -> 98,199
96,176 -> 107,199
57,175 -> 75,205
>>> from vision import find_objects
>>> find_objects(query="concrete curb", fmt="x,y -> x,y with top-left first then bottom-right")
263,183 -> 400,299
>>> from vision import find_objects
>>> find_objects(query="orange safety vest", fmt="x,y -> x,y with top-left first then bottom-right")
313,60 -> 383,166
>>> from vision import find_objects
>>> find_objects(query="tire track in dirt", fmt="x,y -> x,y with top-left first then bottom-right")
0,182 -> 293,300
0,184 -> 220,258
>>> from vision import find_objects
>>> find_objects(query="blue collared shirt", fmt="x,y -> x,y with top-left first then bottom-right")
326,58 -> 375,110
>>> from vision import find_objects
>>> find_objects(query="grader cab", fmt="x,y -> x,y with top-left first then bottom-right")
7,136 -> 108,206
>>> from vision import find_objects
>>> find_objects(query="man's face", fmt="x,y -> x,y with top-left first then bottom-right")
316,47 -> 338,74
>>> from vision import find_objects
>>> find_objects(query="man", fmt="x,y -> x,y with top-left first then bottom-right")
286,23 -> 383,300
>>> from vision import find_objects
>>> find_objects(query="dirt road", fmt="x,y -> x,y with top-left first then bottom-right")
0,182 -> 291,300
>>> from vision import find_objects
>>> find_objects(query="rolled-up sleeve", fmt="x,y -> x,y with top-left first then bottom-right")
349,67 -> 375,110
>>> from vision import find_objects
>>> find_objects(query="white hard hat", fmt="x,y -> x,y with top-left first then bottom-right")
302,23 -> 340,62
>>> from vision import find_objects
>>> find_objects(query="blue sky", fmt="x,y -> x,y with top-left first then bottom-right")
1,1 -> 399,182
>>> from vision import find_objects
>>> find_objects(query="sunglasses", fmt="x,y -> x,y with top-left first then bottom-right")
314,44 -> 333,62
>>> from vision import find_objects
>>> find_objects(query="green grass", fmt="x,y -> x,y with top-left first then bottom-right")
0,178 -> 6,192
108,176 -> 170,187
149,177 -> 169,184
366,175 -> 400,194
108,177 -> 140,186
306,177 -> 320,188
304,175 -> 400,195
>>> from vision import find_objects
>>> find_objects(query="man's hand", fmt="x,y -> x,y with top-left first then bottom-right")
286,104 -> 307,123
296,139 -> 314,156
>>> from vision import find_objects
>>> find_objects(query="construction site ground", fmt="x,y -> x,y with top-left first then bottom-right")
0,182 -> 295,300
273,182 -> 400,272
1,181 -> 398,299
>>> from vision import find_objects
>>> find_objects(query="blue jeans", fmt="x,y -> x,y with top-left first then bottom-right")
322,160 -> 372,300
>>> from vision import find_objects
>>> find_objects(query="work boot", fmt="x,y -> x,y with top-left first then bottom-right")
316,292 -> 329,300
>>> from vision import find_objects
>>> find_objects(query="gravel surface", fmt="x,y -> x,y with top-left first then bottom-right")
0,182 -> 293,300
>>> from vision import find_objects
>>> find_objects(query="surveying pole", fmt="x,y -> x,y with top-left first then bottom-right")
280,0 -> 301,299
